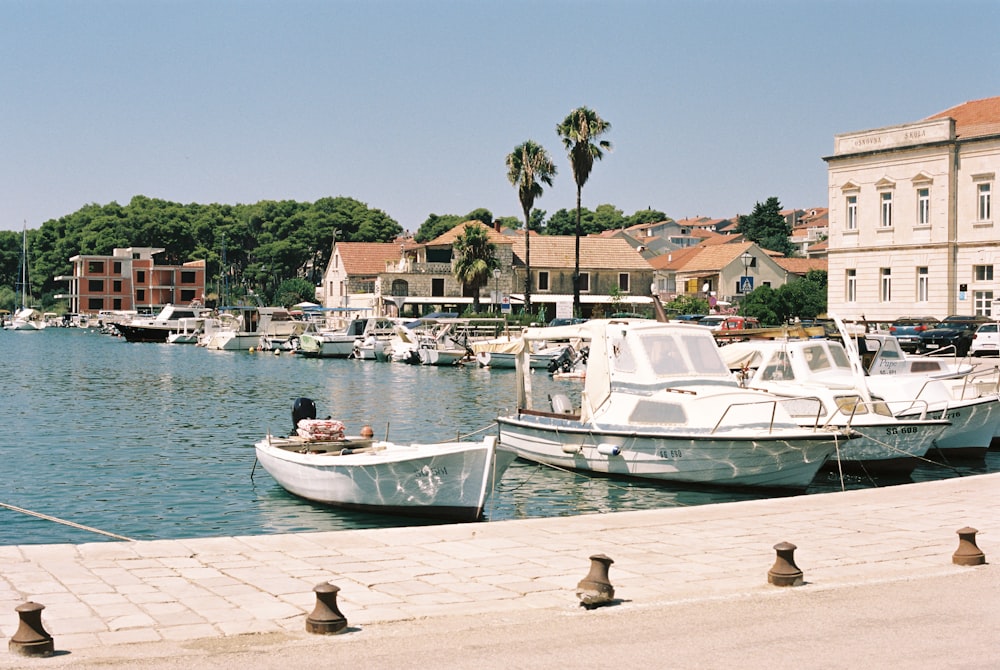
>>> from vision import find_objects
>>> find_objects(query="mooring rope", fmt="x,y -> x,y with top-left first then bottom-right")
0,502 -> 135,542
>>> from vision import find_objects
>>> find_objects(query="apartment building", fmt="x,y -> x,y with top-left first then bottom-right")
56,247 -> 206,314
824,96 -> 1000,321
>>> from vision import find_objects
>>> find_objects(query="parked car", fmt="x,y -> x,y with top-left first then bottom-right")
889,316 -> 940,353
916,315 -> 991,356
699,315 -> 761,332
546,317 -> 587,327
969,321 -> 1000,356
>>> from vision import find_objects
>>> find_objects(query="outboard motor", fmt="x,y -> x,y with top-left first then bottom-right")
291,397 -> 317,434
548,346 -> 575,374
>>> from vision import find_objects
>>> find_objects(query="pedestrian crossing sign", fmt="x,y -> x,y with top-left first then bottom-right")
740,276 -> 754,293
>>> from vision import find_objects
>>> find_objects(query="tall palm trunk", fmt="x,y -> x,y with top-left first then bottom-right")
523,205 -> 532,312
574,185 -> 582,314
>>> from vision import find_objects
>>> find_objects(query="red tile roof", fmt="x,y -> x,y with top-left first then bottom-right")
425,221 -> 513,246
509,235 -> 651,270
773,256 -> 827,275
336,242 -> 402,276
926,96 -> 1000,138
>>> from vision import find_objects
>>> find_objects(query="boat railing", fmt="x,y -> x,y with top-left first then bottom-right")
711,397 -> 827,435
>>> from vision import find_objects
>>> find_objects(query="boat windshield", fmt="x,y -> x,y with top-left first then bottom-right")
632,332 -> 731,378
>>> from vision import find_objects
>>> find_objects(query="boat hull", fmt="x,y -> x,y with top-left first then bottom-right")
896,396 -> 1000,458
418,348 -> 466,366
114,323 -> 172,342
254,435 -> 514,521
497,413 -> 836,489
298,333 -> 355,358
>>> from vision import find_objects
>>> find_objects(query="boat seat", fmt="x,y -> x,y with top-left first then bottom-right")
549,393 -> 574,414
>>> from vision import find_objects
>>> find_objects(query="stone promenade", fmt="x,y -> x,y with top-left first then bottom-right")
1,472 -> 996,667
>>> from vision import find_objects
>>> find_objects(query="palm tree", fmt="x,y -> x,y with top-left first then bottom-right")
556,106 -> 612,315
452,222 -> 499,313
506,140 -> 556,312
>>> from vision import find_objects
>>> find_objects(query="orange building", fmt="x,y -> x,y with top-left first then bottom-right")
56,247 -> 206,315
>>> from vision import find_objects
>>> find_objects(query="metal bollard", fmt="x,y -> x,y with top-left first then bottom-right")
9,601 -> 54,657
768,541 -> 804,586
952,527 -> 986,566
305,582 -> 348,634
576,553 -> 615,609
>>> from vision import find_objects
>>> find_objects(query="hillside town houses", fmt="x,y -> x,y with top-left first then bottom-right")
50,95 -> 1000,325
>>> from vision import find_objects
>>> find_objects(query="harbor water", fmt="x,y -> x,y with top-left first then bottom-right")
2,327 -> 997,546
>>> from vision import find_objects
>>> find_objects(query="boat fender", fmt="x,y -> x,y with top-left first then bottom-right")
561,443 -> 582,454
597,443 -> 621,457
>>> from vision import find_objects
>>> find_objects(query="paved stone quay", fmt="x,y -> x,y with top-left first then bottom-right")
1,472 -> 996,663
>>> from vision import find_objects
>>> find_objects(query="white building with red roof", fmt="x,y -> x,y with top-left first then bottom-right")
825,96 -> 1000,321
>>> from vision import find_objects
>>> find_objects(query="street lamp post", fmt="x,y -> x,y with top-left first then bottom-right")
740,251 -> 753,294
493,269 -> 501,314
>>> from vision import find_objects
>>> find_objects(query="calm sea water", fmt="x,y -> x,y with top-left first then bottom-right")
2,328 -> 997,545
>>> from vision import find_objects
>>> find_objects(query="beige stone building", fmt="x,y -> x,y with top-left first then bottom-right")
824,96 -> 1000,321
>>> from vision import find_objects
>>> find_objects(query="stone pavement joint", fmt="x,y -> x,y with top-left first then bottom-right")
0,473 -> 996,653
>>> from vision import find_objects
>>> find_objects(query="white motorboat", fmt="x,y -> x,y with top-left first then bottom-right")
858,332 -> 975,379
254,398 -> 516,521
113,302 -> 213,342
200,306 -> 309,351
497,319 -> 849,489
298,316 -> 397,359
829,315 -> 1000,458
720,337 -> 950,473
472,336 -> 566,369
167,317 -> 206,344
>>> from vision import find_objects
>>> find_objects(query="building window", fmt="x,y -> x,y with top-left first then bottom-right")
579,273 -> 590,293
538,271 -> 549,291
917,188 -> 930,225
979,183 -> 992,221
618,273 -> 630,292
974,265 -> 994,282
181,271 -> 196,284
136,271 -> 146,283
917,267 -> 929,302
880,268 -> 892,302
113,280 -> 122,292
846,195 -> 858,230
112,299 -> 122,310
136,290 -> 145,301
880,192 -> 893,228
87,261 -> 105,274
975,291 -> 994,317
87,298 -> 103,310
88,279 -> 104,292
846,269 -> 857,302
391,279 -> 408,296
180,289 -> 196,302
431,278 -> 445,297
113,261 -> 122,274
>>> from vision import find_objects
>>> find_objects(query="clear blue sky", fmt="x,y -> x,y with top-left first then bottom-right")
2,0 -> 998,233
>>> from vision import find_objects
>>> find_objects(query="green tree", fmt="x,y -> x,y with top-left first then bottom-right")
664,294 -> 710,316
737,197 -> 796,257
738,285 -> 781,326
545,207 -> 592,236
452,223 -> 499,313
556,106 -> 612,315
507,140 -> 556,311
274,278 -> 317,307
414,213 -> 464,243
625,209 -> 669,227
